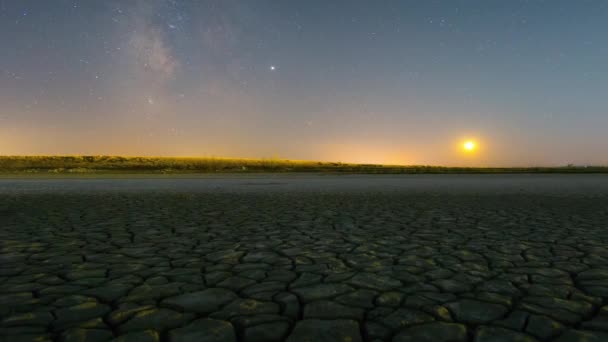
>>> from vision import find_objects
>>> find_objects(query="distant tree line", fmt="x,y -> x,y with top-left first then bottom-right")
0,156 -> 606,174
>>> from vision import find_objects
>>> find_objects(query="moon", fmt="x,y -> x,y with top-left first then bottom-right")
463,141 -> 476,151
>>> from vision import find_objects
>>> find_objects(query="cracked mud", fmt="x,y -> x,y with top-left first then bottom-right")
1,177 -> 608,341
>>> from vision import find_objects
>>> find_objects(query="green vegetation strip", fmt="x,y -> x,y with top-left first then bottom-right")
0,156 -> 606,174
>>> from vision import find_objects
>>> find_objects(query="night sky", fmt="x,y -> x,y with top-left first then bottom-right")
1,1 -> 607,166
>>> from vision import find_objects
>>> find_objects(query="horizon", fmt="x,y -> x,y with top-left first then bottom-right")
1,1 -> 607,166
0,154 -> 605,169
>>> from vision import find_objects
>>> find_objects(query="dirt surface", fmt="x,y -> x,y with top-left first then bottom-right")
1,175 -> 608,341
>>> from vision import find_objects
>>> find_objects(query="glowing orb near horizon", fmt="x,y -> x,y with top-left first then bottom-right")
463,141 -> 476,151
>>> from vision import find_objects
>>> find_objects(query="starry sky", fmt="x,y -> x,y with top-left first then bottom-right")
1,0 -> 607,166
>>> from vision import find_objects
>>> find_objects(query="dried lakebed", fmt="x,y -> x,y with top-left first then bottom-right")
1,175 -> 608,341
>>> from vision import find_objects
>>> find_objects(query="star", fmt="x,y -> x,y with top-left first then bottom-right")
269,65 -> 276,71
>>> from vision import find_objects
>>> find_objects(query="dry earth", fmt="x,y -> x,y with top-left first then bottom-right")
1,175 -> 608,341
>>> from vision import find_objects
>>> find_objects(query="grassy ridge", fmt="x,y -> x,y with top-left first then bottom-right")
0,156 -> 606,174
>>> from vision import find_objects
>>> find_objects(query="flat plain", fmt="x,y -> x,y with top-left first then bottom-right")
1,174 -> 608,341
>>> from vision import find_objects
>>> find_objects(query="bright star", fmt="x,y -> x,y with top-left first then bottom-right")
269,65 -> 276,71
